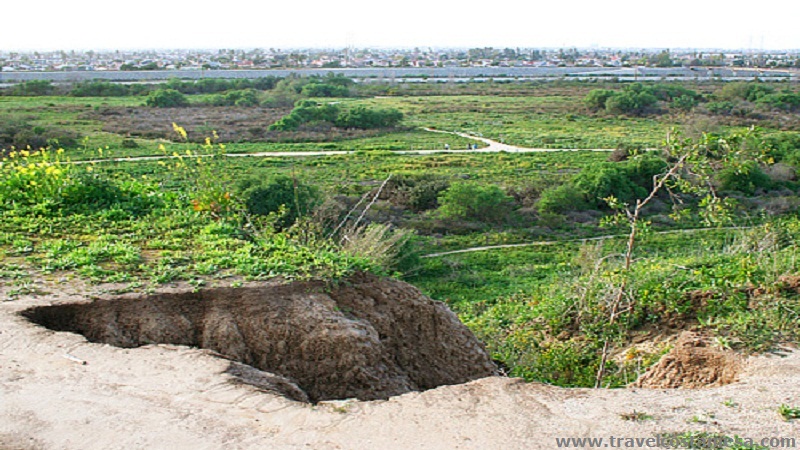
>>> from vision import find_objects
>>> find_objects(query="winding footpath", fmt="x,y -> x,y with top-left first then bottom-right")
77,128 -> 612,164
421,226 -> 751,258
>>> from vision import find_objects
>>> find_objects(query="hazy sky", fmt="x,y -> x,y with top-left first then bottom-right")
2,0 -> 798,51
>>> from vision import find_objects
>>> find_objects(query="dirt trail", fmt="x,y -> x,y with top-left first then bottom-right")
421,226 -> 751,258
74,128 -> 612,164
2,278 -> 799,450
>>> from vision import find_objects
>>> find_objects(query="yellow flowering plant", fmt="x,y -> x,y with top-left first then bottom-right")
159,124 -> 237,217
0,146 -> 72,208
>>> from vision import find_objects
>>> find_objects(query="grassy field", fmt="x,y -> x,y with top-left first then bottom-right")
3,78 -> 800,389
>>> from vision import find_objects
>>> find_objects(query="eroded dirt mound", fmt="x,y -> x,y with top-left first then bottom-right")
22,273 -> 497,402
633,331 -> 742,389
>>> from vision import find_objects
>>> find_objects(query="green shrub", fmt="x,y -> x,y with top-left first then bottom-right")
71,81 -> 130,97
605,90 -> 657,115
756,92 -> 800,112
716,82 -> 774,102
335,106 -> 403,129
209,89 -> 260,107
120,139 -> 139,149
649,84 -> 699,102
300,83 -> 349,97
625,155 -> 668,191
145,89 -> 189,108
585,89 -> 615,110
717,161 -> 772,195
7,80 -> 55,96
437,182 -> 514,223
670,94 -> 698,111
537,184 -> 588,214
573,163 -> 644,207
237,176 -> 320,229
706,100 -> 737,115
269,100 -> 340,131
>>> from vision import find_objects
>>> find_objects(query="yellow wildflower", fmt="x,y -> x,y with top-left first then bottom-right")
172,123 -> 188,140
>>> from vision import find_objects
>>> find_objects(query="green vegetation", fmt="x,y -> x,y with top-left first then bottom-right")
3,78 -> 800,391
437,182 -> 513,223
269,100 -> 403,131
585,83 -> 700,115
145,89 -> 189,108
778,404 -> 800,421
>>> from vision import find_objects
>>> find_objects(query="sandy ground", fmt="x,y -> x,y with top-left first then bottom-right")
2,282 -> 799,450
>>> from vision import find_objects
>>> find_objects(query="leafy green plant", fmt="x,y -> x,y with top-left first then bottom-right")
145,89 -> 189,108
237,175 -> 320,230
778,404 -> 800,421
437,182 -> 514,223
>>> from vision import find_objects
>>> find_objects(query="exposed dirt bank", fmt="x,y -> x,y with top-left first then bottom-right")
22,274 -> 498,403
1,276 -> 799,449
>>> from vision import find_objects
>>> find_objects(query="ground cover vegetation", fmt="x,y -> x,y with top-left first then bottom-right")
2,77 -> 800,390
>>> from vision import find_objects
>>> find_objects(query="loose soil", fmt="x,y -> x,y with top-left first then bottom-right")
633,331 -> 742,389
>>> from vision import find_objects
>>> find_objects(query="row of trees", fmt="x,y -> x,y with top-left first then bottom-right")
587,81 -> 800,116
585,83 -> 700,115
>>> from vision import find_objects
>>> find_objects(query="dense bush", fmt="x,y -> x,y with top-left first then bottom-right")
670,94 -> 698,111
300,83 -> 349,98
268,100 -> 340,131
164,77 -> 279,94
648,84 -> 700,102
573,163 -> 643,206
269,101 -> 403,131
539,155 -> 667,212
716,161 -> 772,195
237,175 -> 321,229
437,182 -> 514,223
586,83 -> 698,116
716,82 -> 774,102
6,80 -> 55,96
764,132 -> 800,164
585,84 -> 659,115
584,89 -> 615,110
383,174 -> 450,212
756,92 -> 800,112
705,100 -> 737,115
536,184 -> 588,214
145,89 -> 189,108
335,106 -> 403,129
208,89 -> 260,107
604,88 -> 658,115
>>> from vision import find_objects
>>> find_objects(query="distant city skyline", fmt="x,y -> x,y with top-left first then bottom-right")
2,1 -> 799,51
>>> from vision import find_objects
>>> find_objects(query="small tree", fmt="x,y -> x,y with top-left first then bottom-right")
592,128 -> 766,387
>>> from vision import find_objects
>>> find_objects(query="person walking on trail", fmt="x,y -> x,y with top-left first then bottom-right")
445,143 -> 450,150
